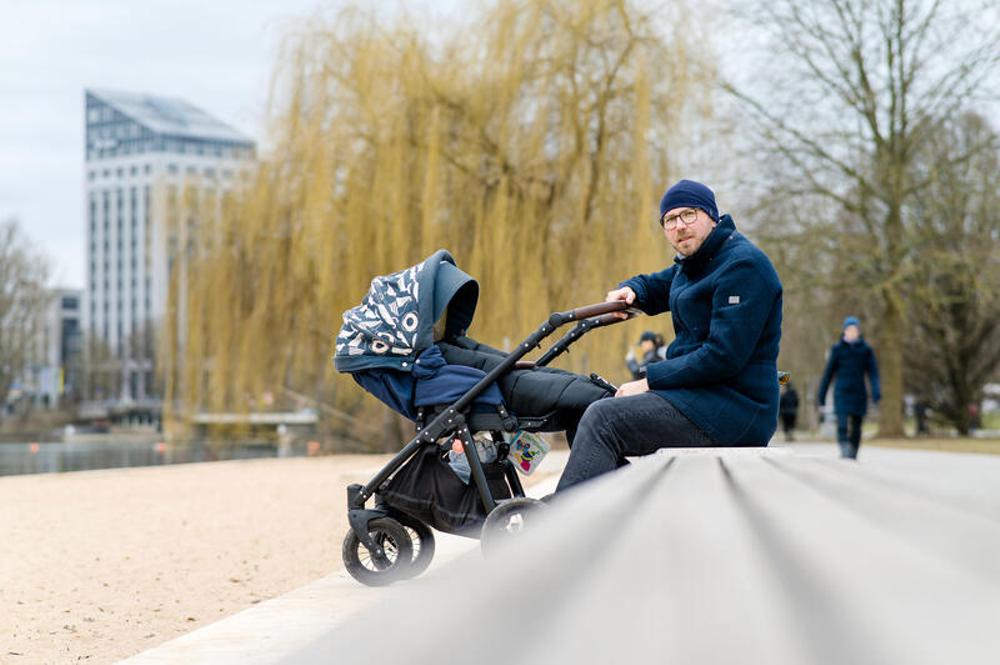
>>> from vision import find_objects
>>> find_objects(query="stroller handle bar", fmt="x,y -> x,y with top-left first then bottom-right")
549,300 -> 630,326
535,308 -> 642,368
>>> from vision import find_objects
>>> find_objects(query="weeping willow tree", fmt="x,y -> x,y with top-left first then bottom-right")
164,0 -> 710,448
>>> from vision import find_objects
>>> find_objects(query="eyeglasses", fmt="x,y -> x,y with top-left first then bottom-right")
660,208 -> 699,230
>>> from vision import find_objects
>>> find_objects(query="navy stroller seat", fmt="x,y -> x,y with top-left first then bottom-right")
335,250 -> 610,434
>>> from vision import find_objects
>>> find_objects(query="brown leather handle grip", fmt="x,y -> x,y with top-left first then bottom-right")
571,300 -> 629,320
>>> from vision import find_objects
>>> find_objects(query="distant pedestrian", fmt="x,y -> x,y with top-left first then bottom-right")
779,382 -> 799,442
817,316 -> 881,459
625,331 -> 667,380
914,399 -> 930,436
969,403 -> 982,432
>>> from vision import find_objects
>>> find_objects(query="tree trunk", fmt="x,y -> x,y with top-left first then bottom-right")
877,291 -> 906,437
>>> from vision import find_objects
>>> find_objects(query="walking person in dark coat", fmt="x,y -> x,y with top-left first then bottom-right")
779,382 -> 799,442
556,179 -> 783,492
817,316 -> 881,459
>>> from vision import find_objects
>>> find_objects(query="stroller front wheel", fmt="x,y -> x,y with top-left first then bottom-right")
392,513 -> 436,579
342,517 -> 414,586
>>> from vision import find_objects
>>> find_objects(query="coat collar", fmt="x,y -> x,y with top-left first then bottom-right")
674,214 -> 736,272
838,336 -> 867,349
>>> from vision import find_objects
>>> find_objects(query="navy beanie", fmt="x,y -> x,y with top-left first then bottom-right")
843,316 -> 860,330
659,179 -> 719,222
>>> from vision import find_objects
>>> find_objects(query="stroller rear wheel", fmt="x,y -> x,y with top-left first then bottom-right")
480,497 -> 549,558
342,517 -> 413,586
392,513 -> 436,579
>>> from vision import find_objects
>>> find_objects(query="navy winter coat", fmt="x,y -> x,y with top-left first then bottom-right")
817,338 -> 881,416
621,215 -> 783,446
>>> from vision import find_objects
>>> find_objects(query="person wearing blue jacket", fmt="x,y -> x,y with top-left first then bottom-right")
817,317 -> 881,459
556,179 -> 783,492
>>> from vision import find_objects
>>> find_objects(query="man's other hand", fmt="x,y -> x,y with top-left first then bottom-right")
606,286 -> 635,319
615,378 -> 648,397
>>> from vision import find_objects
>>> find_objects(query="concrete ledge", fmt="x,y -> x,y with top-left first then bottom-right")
291,445 -> 1000,665
652,445 -> 792,457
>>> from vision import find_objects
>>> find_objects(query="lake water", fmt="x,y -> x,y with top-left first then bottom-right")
0,440 -> 307,477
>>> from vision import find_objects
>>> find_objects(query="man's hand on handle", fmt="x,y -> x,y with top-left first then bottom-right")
615,378 -> 649,398
606,286 -> 636,320
605,285 -> 646,395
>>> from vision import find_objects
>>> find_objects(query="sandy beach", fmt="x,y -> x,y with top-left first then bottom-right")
0,452 -> 562,664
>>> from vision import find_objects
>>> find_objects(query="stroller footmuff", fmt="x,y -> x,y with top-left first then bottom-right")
334,250 -> 633,585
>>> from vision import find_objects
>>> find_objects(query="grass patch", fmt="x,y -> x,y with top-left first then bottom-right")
866,437 -> 1000,455
981,412 -> 1000,430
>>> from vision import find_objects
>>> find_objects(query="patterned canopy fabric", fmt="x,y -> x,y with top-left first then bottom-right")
333,249 -> 478,374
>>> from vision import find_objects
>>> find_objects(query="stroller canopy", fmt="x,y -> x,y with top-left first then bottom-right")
334,250 -> 611,425
334,250 -> 479,374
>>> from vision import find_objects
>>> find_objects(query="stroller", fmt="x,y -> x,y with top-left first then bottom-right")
334,250 -> 637,586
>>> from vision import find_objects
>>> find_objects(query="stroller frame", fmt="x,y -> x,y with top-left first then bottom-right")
345,300 -> 636,560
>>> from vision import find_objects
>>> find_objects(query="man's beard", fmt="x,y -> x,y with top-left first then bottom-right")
671,236 -> 693,257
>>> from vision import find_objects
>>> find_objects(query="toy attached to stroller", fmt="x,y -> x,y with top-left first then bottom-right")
334,250 -> 638,586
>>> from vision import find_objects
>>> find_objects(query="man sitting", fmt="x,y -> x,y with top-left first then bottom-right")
557,179 -> 783,492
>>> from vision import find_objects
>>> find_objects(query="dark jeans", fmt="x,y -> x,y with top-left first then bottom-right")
556,393 -> 715,492
837,413 -> 863,459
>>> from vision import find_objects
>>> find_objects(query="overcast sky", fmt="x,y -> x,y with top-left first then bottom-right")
0,0 -> 463,289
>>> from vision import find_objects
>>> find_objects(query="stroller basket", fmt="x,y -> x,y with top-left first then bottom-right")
380,445 -> 512,535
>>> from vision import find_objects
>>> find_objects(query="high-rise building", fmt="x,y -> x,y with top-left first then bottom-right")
84,89 -> 255,400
